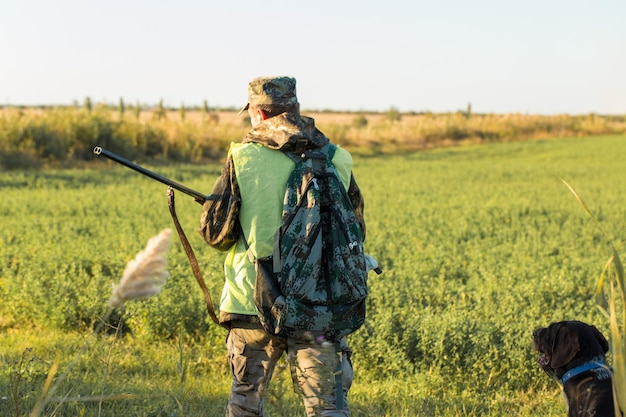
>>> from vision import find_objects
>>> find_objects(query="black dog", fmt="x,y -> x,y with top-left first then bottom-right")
533,320 -> 620,417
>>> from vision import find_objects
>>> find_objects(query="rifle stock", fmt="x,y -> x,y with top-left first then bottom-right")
93,146 -> 211,203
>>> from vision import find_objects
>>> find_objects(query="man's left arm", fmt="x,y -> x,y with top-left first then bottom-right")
198,156 -> 241,251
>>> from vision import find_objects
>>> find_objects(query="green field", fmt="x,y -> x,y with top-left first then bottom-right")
1,135 -> 626,416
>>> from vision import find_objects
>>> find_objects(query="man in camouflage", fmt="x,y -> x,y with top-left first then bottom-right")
199,76 -> 366,417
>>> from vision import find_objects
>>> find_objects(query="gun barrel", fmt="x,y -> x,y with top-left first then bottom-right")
93,146 -> 210,202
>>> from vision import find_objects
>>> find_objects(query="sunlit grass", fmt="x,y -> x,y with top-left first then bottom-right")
2,135 -> 626,415
1,106 -> 625,169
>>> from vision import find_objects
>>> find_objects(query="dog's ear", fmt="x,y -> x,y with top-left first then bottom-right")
590,325 -> 609,353
550,326 -> 580,369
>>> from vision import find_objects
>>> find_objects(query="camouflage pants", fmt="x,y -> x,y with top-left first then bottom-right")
225,321 -> 353,417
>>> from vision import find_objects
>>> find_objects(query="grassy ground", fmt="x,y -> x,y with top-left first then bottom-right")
2,134 -> 626,416
0,328 -> 566,416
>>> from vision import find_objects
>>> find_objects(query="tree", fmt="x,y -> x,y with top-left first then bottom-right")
385,106 -> 401,122
352,114 -> 368,128
153,99 -> 167,120
118,98 -> 125,119
83,97 -> 92,112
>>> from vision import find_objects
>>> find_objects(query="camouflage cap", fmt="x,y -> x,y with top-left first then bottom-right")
238,76 -> 298,115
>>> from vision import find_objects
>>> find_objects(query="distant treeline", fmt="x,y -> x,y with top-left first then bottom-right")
1,103 -> 625,169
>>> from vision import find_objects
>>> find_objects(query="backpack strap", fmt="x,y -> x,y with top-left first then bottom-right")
282,144 -> 332,164
237,221 -> 256,263
271,144 -> 335,275
326,143 -> 336,160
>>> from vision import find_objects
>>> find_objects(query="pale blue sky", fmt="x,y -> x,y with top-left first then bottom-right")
2,0 -> 624,114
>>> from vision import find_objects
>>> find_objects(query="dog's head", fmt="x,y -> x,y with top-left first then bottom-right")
532,320 -> 609,379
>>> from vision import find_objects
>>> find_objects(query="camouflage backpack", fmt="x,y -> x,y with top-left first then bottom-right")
252,143 -> 368,341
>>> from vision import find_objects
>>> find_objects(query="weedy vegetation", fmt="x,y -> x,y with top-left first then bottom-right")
1,127 -> 626,415
1,105 -> 625,169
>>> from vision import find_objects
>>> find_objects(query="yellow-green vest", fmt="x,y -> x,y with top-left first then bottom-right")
220,142 -> 353,316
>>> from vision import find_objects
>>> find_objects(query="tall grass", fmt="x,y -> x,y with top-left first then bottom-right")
562,179 -> 626,416
1,106 -> 625,169
0,106 -> 243,169
25,229 -> 173,417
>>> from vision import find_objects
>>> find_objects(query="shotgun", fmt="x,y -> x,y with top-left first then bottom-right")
93,146 -> 211,203
93,146 -> 224,326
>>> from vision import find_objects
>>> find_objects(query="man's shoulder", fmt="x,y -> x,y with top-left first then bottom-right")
231,142 -> 293,176
231,141 -> 276,155
331,144 -> 353,164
